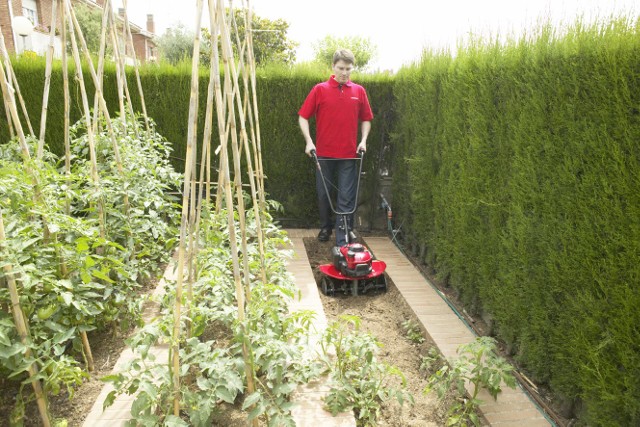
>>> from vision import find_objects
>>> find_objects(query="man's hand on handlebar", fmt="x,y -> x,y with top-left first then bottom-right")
356,141 -> 367,154
305,141 -> 316,157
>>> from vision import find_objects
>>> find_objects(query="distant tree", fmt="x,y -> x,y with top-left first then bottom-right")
201,8 -> 297,66
156,24 -> 194,64
312,35 -> 377,71
72,3 -> 110,56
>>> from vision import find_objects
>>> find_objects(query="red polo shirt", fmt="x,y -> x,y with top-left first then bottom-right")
299,75 -> 373,158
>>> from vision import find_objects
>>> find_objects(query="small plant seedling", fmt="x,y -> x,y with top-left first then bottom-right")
321,315 -> 414,426
424,336 -> 517,426
401,319 -> 426,344
420,347 -> 445,375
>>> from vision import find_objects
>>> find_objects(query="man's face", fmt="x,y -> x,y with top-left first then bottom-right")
332,60 -> 353,84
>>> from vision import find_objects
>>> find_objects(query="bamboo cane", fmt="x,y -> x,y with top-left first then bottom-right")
37,0 -> 58,159
91,0 -> 111,134
2,90 -> 15,138
8,64 -> 35,136
214,3 -> 257,423
0,209 -> 52,427
64,0 -> 105,239
186,133 -> 199,339
121,0 -> 150,133
108,6 -> 137,132
172,0 -> 204,415
61,0 -> 71,216
243,1 -> 266,209
0,30 -> 29,158
108,12 -> 127,124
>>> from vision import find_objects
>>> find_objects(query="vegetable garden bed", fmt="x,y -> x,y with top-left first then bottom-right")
303,235 -> 452,426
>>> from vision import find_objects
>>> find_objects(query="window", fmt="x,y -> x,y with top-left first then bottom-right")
22,0 -> 39,25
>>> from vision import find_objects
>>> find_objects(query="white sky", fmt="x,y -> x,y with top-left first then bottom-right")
113,0 -> 638,72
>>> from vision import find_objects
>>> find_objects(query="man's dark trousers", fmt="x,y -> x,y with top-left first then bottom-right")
316,157 -> 357,246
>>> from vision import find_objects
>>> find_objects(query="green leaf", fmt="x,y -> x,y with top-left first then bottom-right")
53,327 -> 76,345
216,386 -> 237,404
92,270 -> 114,283
103,390 -> 117,410
164,415 -> 189,427
242,391 -> 262,410
61,292 -> 73,306
0,342 -> 27,358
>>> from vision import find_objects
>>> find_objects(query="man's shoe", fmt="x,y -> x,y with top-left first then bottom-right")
317,228 -> 331,242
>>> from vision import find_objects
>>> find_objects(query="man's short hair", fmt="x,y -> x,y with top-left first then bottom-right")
333,49 -> 356,65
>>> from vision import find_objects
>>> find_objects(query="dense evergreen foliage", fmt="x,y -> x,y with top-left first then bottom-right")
393,17 -> 640,426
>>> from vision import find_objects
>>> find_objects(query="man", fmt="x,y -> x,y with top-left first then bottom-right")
298,49 -> 373,246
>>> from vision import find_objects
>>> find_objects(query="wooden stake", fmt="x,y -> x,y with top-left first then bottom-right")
61,0 -> 72,216
91,0 -> 111,134
37,0 -> 58,159
172,0 -> 204,415
63,8 -> 106,370
0,209 -> 52,427
121,0 -> 151,133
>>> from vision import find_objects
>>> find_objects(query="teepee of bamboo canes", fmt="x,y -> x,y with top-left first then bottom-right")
0,37 -> 54,427
214,3 -> 260,423
0,210 -> 52,427
227,2 -> 267,284
65,0 -> 132,223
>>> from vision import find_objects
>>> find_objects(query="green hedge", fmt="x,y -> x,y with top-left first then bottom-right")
0,59 -> 394,227
392,17 -> 640,426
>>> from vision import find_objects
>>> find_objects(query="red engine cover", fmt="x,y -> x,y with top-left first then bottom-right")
340,243 -> 372,270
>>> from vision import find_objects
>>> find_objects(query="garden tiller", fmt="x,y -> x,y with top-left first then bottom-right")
311,149 -> 387,296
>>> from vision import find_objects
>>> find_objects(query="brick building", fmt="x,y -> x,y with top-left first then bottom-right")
0,0 -> 156,62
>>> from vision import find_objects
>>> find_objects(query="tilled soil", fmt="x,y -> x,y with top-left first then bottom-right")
303,236 -> 451,426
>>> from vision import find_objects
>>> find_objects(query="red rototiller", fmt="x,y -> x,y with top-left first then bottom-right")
311,150 -> 387,296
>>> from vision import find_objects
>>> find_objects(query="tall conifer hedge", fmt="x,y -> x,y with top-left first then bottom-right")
393,17 -> 640,425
